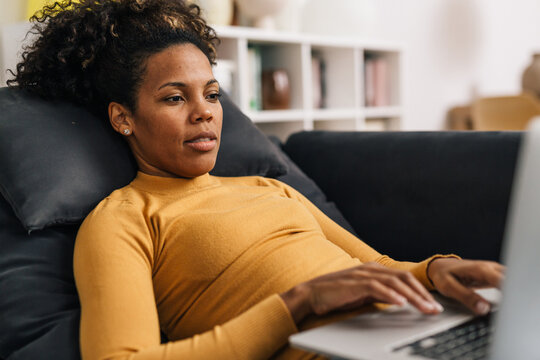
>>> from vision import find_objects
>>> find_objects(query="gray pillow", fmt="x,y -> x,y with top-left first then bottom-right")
0,88 -> 288,231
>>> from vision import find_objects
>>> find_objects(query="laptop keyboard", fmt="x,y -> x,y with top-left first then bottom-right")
393,312 -> 494,360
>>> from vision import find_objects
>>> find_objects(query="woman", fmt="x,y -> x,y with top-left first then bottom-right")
8,1 -> 503,359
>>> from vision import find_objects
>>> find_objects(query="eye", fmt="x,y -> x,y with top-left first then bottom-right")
165,95 -> 184,103
207,92 -> 222,102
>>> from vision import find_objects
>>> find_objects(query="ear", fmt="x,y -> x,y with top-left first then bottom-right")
108,102 -> 134,136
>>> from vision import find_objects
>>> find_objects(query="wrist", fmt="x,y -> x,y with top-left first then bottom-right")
280,283 -> 312,324
427,257 -> 461,286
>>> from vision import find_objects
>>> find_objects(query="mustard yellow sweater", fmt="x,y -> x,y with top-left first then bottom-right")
74,172 -> 443,360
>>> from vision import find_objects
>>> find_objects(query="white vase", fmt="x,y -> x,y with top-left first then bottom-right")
235,0 -> 287,29
194,0 -> 234,26
274,0 -> 309,33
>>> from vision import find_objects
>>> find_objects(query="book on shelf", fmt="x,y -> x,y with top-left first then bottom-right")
247,45 -> 262,111
364,55 -> 391,107
311,52 -> 326,109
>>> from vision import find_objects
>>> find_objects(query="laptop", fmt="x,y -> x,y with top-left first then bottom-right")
289,119 -> 540,360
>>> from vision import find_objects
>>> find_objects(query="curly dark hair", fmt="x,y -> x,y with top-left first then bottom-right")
7,0 -> 219,117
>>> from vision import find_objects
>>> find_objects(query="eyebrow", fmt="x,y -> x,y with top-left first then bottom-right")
158,79 -> 218,90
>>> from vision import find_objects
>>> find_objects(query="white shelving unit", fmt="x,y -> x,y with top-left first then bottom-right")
214,25 -> 404,140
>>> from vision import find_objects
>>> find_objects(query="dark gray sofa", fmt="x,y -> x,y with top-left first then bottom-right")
0,87 -> 521,359
283,131 -> 521,262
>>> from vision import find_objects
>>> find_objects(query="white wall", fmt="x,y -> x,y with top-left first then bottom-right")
297,0 -> 540,130
0,0 -> 26,85
0,0 -> 25,24
3,0 -> 540,130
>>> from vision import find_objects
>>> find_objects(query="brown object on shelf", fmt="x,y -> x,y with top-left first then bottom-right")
446,105 -> 473,130
230,1 -> 240,26
471,93 -> 540,130
522,54 -> 540,98
261,69 -> 290,110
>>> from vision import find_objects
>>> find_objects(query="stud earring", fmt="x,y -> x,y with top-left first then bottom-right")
123,129 -> 131,135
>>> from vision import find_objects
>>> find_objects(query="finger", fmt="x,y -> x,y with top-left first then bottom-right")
391,268 -> 438,304
311,278 -> 407,315
360,264 -> 441,310
440,273 -> 492,315
399,273 -> 444,312
454,261 -> 505,289
483,262 -> 505,288
355,278 -> 409,308
491,261 -> 506,273
355,267 -> 440,313
368,272 -> 442,314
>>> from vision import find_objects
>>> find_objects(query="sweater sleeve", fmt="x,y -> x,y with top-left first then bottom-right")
74,198 -> 297,360
270,179 -> 458,290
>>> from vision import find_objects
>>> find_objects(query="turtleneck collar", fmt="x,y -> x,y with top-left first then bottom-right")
129,171 -> 219,195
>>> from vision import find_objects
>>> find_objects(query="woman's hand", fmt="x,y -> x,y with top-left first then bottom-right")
427,258 -> 505,315
280,262 -> 443,324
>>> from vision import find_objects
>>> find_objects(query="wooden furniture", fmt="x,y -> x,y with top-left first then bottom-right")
446,105 -> 473,130
471,93 -> 540,130
213,25 -> 404,140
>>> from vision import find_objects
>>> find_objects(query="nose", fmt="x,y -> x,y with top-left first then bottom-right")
189,97 -> 213,123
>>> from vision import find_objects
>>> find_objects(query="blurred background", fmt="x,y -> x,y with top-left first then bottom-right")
2,0 -> 540,134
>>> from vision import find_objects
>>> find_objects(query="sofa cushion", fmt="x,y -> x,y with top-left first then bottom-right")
216,91 -> 289,178
284,130 -> 521,262
0,88 -> 288,231
0,196 -> 81,360
269,136 -> 356,235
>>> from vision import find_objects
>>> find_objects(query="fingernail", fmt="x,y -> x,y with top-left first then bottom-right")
422,300 -> 435,311
396,295 -> 407,305
475,301 -> 490,315
433,302 -> 444,312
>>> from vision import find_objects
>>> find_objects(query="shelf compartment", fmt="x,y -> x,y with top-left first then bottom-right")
311,46 -> 357,109
314,118 -> 357,132
364,106 -> 402,119
247,42 -> 304,111
256,120 -> 305,142
216,37 -> 239,62
363,117 -> 401,131
247,109 -> 306,123
313,108 -> 358,121
215,37 -> 240,103
363,50 -> 401,107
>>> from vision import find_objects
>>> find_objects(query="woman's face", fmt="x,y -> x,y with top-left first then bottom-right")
122,43 -> 223,178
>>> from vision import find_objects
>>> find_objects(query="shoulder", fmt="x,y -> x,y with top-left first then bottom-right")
84,185 -> 142,222
75,183 -> 156,267
77,184 -> 151,245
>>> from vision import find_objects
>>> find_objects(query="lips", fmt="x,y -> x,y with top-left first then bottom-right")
185,131 -> 218,152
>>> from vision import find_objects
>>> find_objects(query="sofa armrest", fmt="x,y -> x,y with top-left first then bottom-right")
283,131 -> 522,262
